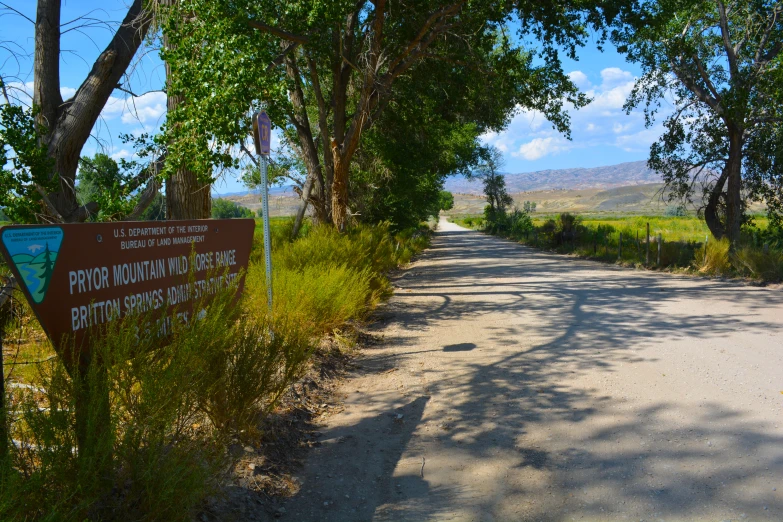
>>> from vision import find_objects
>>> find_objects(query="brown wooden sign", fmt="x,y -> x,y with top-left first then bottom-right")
0,219 -> 255,360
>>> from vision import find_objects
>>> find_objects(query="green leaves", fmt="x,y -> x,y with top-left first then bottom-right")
0,104 -> 54,224
613,0 -> 783,240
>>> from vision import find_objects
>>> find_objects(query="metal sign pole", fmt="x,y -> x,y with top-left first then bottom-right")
260,155 -> 273,313
253,110 -> 274,313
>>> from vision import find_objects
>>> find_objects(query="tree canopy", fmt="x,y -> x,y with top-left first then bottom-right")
159,0 -> 610,231
613,0 -> 783,242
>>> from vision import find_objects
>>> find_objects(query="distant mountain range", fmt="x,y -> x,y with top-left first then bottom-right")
445,160 -> 662,194
219,160 -> 664,204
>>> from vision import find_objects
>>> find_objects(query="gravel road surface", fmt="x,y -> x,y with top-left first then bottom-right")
282,218 -> 783,521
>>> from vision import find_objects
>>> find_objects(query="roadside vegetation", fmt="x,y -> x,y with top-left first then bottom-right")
453,211 -> 783,282
0,219 -> 429,521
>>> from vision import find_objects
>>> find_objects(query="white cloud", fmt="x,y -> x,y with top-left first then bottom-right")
120,91 -> 167,125
600,67 -> 633,88
96,91 -> 167,126
614,127 -> 663,151
110,148 -> 133,161
613,122 -> 632,134
513,137 -> 570,160
60,86 -> 76,99
474,65 -> 675,169
568,70 -> 590,89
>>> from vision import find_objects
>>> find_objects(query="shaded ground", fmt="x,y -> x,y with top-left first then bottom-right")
279,218 -> 783,521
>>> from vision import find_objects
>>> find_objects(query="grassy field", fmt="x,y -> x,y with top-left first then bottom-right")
451,212 -> 782,282
453,213 -> 770,243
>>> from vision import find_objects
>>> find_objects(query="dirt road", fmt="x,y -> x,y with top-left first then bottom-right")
282,218 -> 783,521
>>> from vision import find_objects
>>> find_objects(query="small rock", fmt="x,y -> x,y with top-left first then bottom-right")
248,463 -> 256,470
244,446 -> 255,454
396,414 -> 404,420
323,501 -> 329,507
345,494 -> 350,499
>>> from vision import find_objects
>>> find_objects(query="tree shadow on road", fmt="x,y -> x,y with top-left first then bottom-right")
350,227 -> 783,520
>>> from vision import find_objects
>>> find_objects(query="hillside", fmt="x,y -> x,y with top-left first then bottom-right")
449,184 -> 672,215
445,160 -> 661,194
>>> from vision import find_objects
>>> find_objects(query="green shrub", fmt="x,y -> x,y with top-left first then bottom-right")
694,237 -> 732,275
1,221 -> 429,520
1,283 -> 318,520
732,245 -> 783,281
211,198 -> 254,219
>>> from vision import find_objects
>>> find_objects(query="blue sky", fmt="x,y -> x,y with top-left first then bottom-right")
1,1 -> 670,195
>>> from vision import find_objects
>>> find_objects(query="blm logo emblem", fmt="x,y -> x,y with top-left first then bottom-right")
1,227 -> 64,304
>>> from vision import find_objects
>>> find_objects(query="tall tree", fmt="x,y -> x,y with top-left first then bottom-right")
161,0 -> 212,219
613,0 -> 783,243
29,0 -> 155,222
161,0 -> 607,231
477,147 -> 512,215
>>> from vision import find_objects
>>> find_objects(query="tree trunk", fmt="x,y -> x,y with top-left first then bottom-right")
704,166 -> 728,239
331,149 -> 350,231
163,1 -> 211,220
34,0 -> 152,222
291,177 -> 313,239
724,127 -> 744,246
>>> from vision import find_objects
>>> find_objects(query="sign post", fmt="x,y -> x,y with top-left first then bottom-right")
253,111 -> 273,312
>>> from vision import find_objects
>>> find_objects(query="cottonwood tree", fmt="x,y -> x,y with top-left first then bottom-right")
161,0 -> 609,232
0,1 -> 160,223
614,0 -> 783,243
476,147 -> 512,216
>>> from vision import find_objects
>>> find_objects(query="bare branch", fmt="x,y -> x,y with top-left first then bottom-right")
0,2 -> 33,24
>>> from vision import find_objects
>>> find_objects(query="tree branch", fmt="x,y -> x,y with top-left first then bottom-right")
716,0 -> 739,76
248,20 -> 309,44
34,0 -> 63,129
669,58 -> 722,115
266,41 -> 300,71
691,53 -> 721,101
754,4 -> 783,66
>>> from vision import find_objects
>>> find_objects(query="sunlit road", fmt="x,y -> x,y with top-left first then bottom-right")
282,217 -> 783,521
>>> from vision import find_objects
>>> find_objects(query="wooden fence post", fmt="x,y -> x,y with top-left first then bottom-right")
619,232 -> 623,259
646,223 -> 650,266
657,233 -> 662,266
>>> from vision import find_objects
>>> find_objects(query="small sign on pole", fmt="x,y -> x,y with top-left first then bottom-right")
253,110 -> 273,312
253,111 -> 272,156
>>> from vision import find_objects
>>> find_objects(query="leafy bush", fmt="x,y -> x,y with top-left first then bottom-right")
438,191 -> 454,211
665,205 -> 688,217
211,198 -> 254,219
732,245 -> 783,281
507,209 -> 533,237
693,237 -> 732,275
